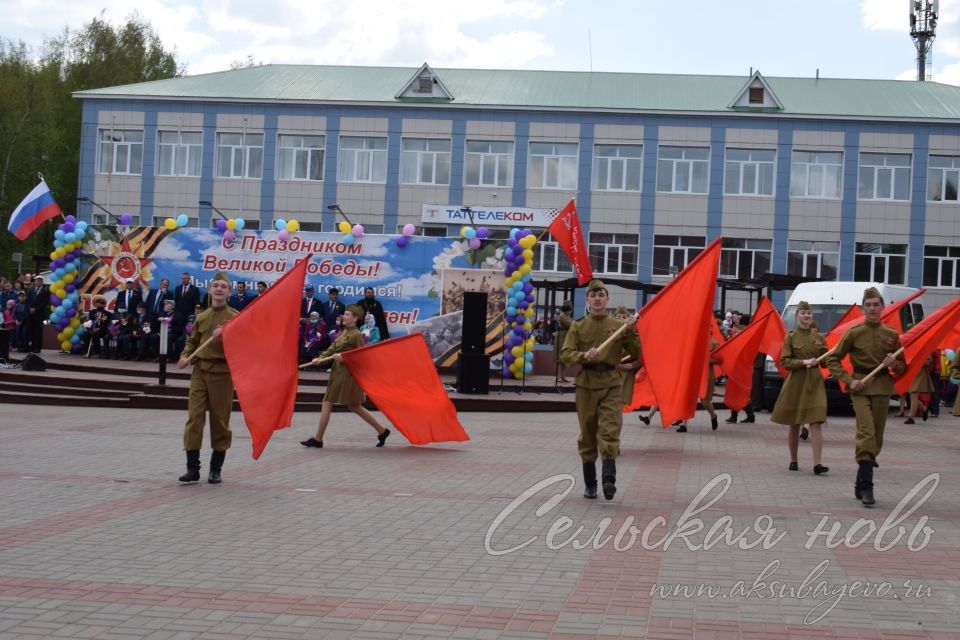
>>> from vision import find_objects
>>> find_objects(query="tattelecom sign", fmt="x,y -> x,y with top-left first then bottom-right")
421,204 -> 554,228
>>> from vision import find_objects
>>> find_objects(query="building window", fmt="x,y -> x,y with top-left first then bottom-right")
858,153 -> 911,201
157,131 -> 201,177
153,216 -> 199,228
748,87 -> 764,104
589,233 -> 638,276
94,213 -> 141,226
528,142 -> 577,189
923,246 -> 960,287
338,136 -> 387,183
927,155 -> 960,202
854,243 -> 907,284
216,132 -> 264,179
656,146 -> 709,194
537,235 -> 574,273
210,218 -> 260,230
786,240 -> 839,280
724,148 -> 775,196
652,235 -> 705,276
720,238 -> 772,280
401,138 -> 451,185
790,151 -> 842,198
298,221 -> 324,232
465,140 -> 514,187
98,129 -> 143,175
593,144 -> 642,192
277,134 -> 325,181
397,224 -> 446,237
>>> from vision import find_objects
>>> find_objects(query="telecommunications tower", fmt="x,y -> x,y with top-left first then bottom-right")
909,0 -> 939,81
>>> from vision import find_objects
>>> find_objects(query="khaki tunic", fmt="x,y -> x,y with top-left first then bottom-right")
554,312 -> 572,362
950,351 -> 960,417
320,327 -> 365,405
825,321 -> 905,463
181,305 -> 238,451
908,357 -> 934,394
619,358 -> 640,405
770,328 -> 828,426
561,313 -> 641,462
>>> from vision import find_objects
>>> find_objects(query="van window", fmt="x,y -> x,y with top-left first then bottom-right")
783,304 -> 850,331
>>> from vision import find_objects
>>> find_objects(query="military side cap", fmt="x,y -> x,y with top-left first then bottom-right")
212,271 -> 231,284
796,300 -> 812,311
345,303 -> 364,318
614,305 -> 628,316
560,299 -> 573,311
586,279 -> 607,293
862,286 -> 884,303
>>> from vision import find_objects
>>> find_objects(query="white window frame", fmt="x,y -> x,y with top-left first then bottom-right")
656,146 -> 709,194
338,136 -> 387,183
923,246 -> 960,288
858,153 -> 911,201
854,243 -> 907,285
98,129 -> 144,175
927,154 -> 960,202
724,148 -> 775,196
790,150 -> 842,199
652,235 -> 706,276
592,144 -> 643,192
536,235 -> 574,273
719,238 -> 772,280
277,134 -> 325,181
528,142 -> 578,190
786,240 -> 839,280
216,132 -> 264,179
588,233 -> 639,276
157,130 -> 202,177
465,140 -> 514,187
400,138 -> 451,185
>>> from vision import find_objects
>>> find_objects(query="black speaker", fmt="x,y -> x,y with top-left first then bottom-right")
21,353 -> 47,371
457,353 -> 490,394
461,291 -> 487,355
0,329 -> 9,361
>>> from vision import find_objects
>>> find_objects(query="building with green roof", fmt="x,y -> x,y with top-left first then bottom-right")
74,63 -> 960,309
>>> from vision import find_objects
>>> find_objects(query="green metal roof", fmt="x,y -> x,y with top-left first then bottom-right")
74,64 -> 960,120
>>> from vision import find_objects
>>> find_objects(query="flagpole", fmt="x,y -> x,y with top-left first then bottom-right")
302,354 -> 336,369
537,196 -> 576,242
815,346 -> 840,364
857,347 -> 905,386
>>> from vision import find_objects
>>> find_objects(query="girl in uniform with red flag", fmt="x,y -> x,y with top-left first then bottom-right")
301,304 -> 391,448
904,358 -> 934,424
770,301 -> 829,475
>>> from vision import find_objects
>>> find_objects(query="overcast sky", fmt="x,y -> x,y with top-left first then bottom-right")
4,0 -> 959,84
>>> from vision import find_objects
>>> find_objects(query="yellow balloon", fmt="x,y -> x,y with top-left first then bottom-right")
523,321 -> 533,331
61,340 -> 73,352
338,221 -> 351,234
524,306 -> 535,318
63,326 -> 74,338
511,346 -> 522,358
286,220 -> 298,232
63,273 -> 75,284
226,219 -> 237,230
55,248 -> 66,258
519,263 -> 531,275
70,317 -> 80,328
164,218 -> 177,230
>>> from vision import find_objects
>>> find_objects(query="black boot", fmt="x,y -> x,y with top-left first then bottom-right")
179,450 -> 200,483
601,458 -> 617,500
582,462 -> 597,499
741,407 -> 756,423
208,450 -> 225,484
854,465 -> 863,500
859,460 -> 875,506
725,411 -> 738,423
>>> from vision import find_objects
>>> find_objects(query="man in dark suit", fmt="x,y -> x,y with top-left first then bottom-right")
145,278 -> 175,317
357,286 -> 390,340
301,284 -> 323,320
320,286 -> 345,329
228,281 -> 256,311
115,279 -> 141,318
26,276 -> 50,352
174,272 -> 200,318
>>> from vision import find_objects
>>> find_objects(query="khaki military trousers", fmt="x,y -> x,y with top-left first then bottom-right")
851,393 -> 889,463
183,368 -> 234,451
575,385 -> 622,463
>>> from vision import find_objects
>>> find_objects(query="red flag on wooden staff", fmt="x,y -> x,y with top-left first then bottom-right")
755,296 -> 787,378
713,310 -> 773,412
893,297 -> 960,395
546,199 -> 593,286
222,256 -> 309,459
625,366 -> 657,412
637,237 -> 721,426
341,334 -> 470,445
829,303 -> 862,332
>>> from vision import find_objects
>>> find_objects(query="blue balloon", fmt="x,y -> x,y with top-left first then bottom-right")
523,362 -> 533,374
53,239 -> 64,248
65,262 -> 77,273
74,229 -> 86,240
64,232 -> 75,243
507,306 -> 517,316
70,334 -> 80,344
341,233 -> 355,246
76,220 -> 87,231
176,213 -> 189,227
54,229 -> 65,240
275,219 -> 287,231
524,352 -> 534,361
946,349 -> 956,361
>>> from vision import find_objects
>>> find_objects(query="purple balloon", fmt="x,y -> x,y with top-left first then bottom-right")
396,235 -> 410,248
66,307 -> 77,318
119,213 -> 133,225
504,353 -> 515,364
513,326 -> 524,336
63,223 -> 75,233
65,284 -> 75,293
65,215 -> 76,223
50,295 -> 61,305
522,282 -> 533,294
476,227 -> 489,239
468,238 -> 482,250
216,219 -> 227,232
57,223 -> 67,232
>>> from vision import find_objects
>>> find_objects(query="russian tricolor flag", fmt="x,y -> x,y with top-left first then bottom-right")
7,179 -> 63,241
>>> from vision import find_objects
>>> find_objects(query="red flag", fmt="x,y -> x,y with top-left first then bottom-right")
713,310 -> 773,412
637,237 -> 721,425
825,289 -> 925,352
937,325 -> 960,352
820,304 -> 862,381
894,298 -> 960,395
829,303 -> 862,332
755,296 -> 787,378
221,256 -> 308,459
625,366 -> 657,411
341,334 -> 469,445
547,199 -> 593,286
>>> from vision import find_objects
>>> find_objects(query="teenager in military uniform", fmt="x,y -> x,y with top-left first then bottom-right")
301,304 -> 391,448
825,287 -> 905,506
554,300 -> 574,383
176,272 -> 238,484
614,306 -> 642,415
770,301 -> 829,474
561,280 -> 641,500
